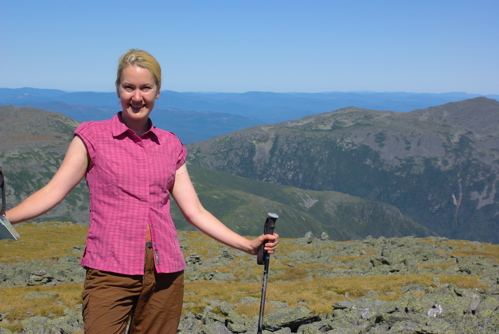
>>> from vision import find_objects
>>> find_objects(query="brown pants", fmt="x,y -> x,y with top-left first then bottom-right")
82,247 -> 184,334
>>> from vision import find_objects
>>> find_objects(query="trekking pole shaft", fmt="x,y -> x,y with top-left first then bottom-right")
257,260 -> 270,333
257,213 -> 278,334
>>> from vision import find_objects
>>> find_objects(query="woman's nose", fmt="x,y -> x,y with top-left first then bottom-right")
132,89 -> 142,101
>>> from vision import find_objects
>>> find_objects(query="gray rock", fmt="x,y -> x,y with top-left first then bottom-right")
303,231 -> 315,244
200,318 -> 232,334
263,306 -> 321,332
427,303 -> 443,317
0,327 -> 13,334
177,312 -> 202,334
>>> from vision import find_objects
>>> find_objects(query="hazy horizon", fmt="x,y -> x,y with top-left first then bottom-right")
2,86 -> 499,98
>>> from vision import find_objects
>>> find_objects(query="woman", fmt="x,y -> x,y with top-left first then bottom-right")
5,49 -> 279,333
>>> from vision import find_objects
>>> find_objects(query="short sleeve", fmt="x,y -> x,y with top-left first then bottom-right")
74,122 -> 96,159
176,140 -> 188,170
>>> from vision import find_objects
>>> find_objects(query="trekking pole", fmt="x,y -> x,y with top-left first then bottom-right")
257,213 -> 278,334
0,166 -> 6,214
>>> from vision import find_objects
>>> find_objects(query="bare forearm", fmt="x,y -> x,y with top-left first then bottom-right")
185,209 -> 256,254
5,187 -> 64,224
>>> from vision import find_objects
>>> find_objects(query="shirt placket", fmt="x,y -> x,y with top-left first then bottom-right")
141,136 -> 161,268
133,134 -> 157,270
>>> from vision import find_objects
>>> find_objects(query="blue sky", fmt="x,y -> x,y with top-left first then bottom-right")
1,0 -> 498,94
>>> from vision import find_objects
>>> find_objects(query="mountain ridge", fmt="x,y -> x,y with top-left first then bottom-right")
186,97 -> 499,243
2,87 -> 498,143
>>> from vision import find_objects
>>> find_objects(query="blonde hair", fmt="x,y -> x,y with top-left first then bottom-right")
115,49 -> 162,91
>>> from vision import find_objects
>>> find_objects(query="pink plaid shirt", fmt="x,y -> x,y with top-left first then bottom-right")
75,113 -> 187,275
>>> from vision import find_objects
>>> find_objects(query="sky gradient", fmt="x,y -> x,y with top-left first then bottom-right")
1,0 -> 498,94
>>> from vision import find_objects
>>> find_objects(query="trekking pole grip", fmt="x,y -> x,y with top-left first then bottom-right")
257,213 -> 279,265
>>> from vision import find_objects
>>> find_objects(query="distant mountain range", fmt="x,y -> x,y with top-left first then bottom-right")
1,92 -> 498,243
1,87 -> 498,143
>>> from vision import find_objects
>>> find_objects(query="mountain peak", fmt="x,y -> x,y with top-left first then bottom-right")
407,97 -> 499,136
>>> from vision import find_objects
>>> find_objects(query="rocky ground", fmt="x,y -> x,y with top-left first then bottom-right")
1,232 -> 498,333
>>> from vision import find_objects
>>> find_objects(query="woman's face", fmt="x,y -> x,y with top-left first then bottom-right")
117,65 -> 160,125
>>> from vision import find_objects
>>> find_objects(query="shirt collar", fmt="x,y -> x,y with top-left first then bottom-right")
111,112 -> 160,142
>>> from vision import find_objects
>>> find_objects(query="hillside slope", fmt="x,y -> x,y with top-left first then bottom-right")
171,164 -> 435,239
187,98 -> 499,243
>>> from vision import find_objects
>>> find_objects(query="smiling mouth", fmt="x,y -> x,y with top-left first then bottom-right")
130,104 -> 145,111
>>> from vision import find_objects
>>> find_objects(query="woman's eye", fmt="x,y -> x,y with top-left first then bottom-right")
123,86 -> 134,91
142,86 -> 151,92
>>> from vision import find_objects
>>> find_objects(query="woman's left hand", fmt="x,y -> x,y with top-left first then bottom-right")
248,233 -> 279,255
